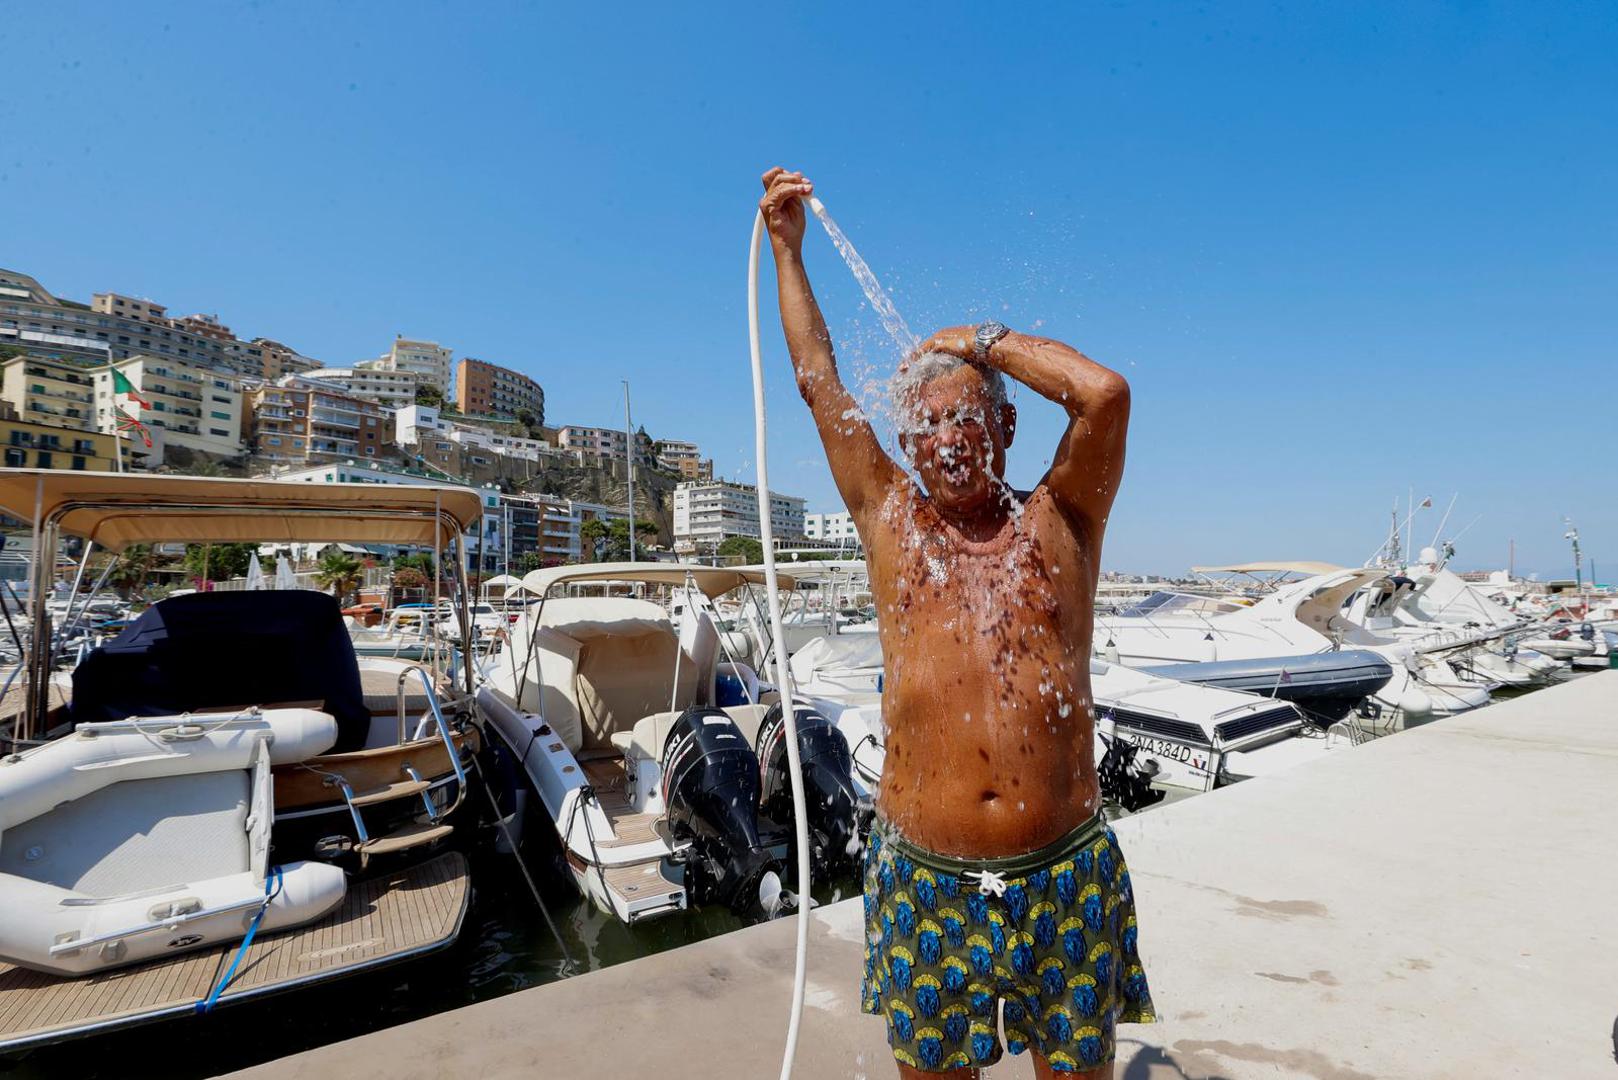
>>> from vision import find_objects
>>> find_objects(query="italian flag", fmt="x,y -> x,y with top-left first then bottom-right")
111,368 -> 150,409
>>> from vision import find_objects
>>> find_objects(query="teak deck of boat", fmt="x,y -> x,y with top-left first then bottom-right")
579,757 -> 662,847
0,852 -> 469,1051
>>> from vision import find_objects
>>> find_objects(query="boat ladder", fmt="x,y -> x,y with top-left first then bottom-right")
334,668 -> 468,869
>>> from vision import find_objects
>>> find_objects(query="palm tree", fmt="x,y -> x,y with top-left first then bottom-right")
107,545 -> 156,599
314,549 -> 362,604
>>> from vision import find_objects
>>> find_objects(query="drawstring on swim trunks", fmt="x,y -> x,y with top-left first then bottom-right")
968,869 -> 1009,897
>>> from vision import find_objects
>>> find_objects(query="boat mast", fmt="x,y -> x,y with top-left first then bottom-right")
623,379 -> 637,563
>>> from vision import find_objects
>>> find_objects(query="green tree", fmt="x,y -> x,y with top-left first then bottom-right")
514,551 -> 548,575
414,383 -> 445,408
107,545 -> 157,597
717,536 -> 764,565
578,517 -> 658,562
314,549 -> 363,603
391,566 -> 428,590
392,552 -> 435,578
183,542 -> 256,583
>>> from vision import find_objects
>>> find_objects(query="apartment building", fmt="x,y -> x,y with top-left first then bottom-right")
0,405 -> 123,471
92,354 -> 244,457
672,479 -> 806,556
254,338 -> 324,381
558,425 -> 655,468
367,337 -> 452,393
455,358 -> 544,422
296,366 -> 419,408
2,270 -> 270,380
804,510 -> 862,548
173,313 -> 234,342
245,382 -> 385,465
653,438 -> 713,481
0,354 -> 100,432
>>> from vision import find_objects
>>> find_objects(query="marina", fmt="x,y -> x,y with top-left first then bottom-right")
217,671 -> 1618,1079
3,9 -> 1612,1075
0,465 -> 1607,1076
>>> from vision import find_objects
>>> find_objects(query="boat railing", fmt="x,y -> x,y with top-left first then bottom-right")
396,665 -> 468,821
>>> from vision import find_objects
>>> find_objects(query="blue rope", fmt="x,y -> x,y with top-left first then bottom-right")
196,866 -> 283,1015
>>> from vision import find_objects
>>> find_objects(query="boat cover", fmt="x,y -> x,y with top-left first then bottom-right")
71,591 -> 371,751
1143,650 -> 1393,699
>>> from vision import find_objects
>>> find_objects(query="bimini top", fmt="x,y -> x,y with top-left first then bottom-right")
0,469 -> 483,551
735,559 -> 867,583
1190,561 -> 1345,577
517,560 -> 797,599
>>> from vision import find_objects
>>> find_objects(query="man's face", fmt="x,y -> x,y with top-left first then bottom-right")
900,365 -> 1016,517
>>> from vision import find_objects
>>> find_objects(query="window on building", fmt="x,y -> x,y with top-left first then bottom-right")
210,428 -> 230,437
3,448 -> 23,467
210,411 -> 230,420
71,455 -> 86,470
36,451 -> 52,468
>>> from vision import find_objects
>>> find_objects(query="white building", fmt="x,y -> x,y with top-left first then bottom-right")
673,479 -> 806,556
448,426 -> 566,464
392,403 -> 449,446
367,337 -> 452,394
804,510 -> 861,549
92,354 -> 243,457
278,462 -> 491,557
296,366 -> 418,408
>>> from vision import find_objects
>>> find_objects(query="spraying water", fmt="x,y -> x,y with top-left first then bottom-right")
808,198 -> 919,358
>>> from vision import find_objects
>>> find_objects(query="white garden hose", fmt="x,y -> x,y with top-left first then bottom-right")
749,205 -> 813,1080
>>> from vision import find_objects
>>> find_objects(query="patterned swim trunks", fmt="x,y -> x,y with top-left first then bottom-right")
861,813 -> 1154,1073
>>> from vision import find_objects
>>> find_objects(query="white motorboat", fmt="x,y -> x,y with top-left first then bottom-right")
475,562 -> 861,925
1096,564 -> 1491,730
0,470 -> 477,1050
789,630 -> 1342,801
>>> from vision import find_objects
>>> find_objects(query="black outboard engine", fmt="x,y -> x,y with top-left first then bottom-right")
660,707 -> 779,912
756,703 -> 861,874
1097,733 -> 1166,812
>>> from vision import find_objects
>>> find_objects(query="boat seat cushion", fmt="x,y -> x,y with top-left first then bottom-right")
71,591 -> 372,752
624,710 -> 686,762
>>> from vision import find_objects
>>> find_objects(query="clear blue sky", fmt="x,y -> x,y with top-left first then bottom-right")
3,4 -> 1612,579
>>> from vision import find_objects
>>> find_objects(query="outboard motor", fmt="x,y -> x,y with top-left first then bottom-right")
756,703 -> 861,873
1097,733 -> 1166,812
660,707 -> 778,912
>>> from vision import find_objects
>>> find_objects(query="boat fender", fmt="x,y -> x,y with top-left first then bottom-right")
1398,690 -> 1433,717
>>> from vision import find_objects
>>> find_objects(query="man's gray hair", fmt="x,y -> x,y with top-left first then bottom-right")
893,351 -> 1008,417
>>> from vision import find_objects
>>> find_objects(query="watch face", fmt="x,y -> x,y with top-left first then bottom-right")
976,321 -> 1008,348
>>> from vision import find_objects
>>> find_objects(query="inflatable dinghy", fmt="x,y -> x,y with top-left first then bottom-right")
0,708 -> 347,976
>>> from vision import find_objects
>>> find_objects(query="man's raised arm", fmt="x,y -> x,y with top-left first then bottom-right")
760,168 -> 902,518
919,325 -> 1130,527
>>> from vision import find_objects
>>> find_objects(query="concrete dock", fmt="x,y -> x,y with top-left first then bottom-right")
229,671 -> 1618,1079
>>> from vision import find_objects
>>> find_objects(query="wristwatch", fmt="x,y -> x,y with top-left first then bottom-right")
974,320 -> 1011,358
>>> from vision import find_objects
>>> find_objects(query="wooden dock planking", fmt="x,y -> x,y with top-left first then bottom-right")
0,853 -> 468,1051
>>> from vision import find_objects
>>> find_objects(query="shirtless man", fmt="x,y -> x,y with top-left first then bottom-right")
760,167 -> 1153,1078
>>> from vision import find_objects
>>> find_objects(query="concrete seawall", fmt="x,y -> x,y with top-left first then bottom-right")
229,671 -> 1618,1079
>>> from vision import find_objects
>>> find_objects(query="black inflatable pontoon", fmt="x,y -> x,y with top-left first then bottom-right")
1141,649 -> 1394,723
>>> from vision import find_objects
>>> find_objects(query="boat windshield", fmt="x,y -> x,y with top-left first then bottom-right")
1118,591 -> 1248,617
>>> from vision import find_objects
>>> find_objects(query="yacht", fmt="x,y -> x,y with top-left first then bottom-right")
0,470 -> 477,1051
474,563 -> 861,924
1095,564 -> 1491,731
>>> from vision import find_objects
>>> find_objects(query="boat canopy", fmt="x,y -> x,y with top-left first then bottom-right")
0,469 -> 482,551
734,559 -> 866,582
1190,561 -> 1345,576
517,560 -> 797,599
